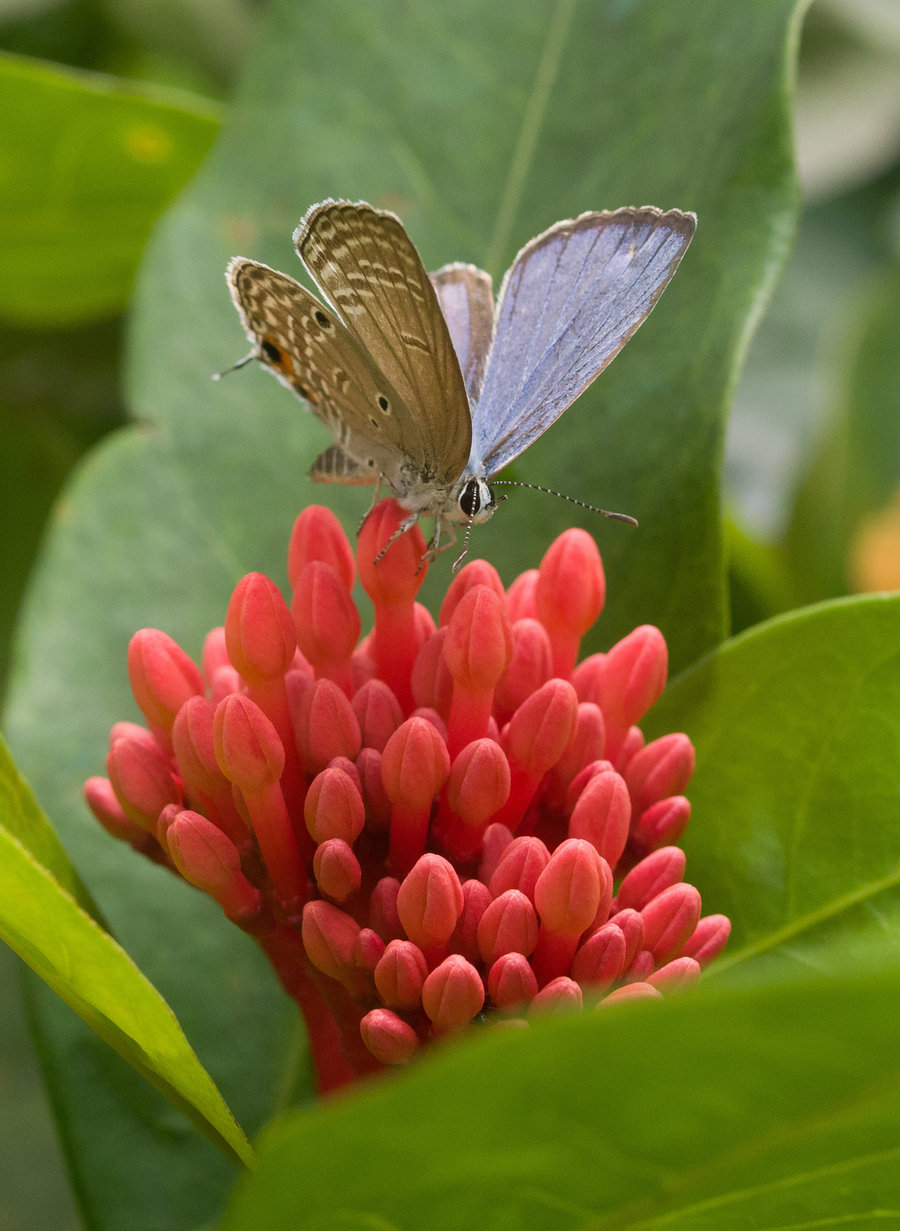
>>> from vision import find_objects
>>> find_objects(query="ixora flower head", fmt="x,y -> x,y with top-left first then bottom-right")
86,499 -> 730,1092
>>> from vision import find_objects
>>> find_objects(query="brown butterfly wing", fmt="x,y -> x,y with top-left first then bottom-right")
430,263 -> 494,404
295,200 -> 472,486
226,257 -> 414,485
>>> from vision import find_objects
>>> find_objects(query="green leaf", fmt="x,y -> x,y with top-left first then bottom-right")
221,972 -> 900,1229
3,1 -> 808,1226
646,593 -> 900,977
0,52 -> 220,326
0,735 -> 253,1169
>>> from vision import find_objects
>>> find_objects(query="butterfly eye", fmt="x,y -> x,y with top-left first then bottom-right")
313,310 -> 331,329
458,479 -> 482,517
260,339 -> 283,364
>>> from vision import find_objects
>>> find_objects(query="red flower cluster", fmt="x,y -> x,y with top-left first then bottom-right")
85,499 -> 729,1092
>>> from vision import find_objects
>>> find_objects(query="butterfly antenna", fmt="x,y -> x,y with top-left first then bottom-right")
212,351 -> 256,382
491,481 -> 638,527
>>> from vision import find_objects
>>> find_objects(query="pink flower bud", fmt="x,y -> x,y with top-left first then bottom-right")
478,822 -> 514,884
84,776 -> 150,846
446,738 -> 511,828
682,914 -> 731,966
600,982 -> 662,1006
615,725 -> 645,771
382,717 -> 450,874
127,629 -> 205,740
171,696 -> 222,795
505,569 -> 539,621
106,734 -> 180,830
589,625 -> 668,758
166,809 -> 260,921
544,702 -> 606,810
571,921 -> 627,990
641,883 -> 702,963
624,733 -> 695,816
304,767 -> 365,844
443,585 -> 513,755
530,976 -> 583,1014
201,626 -> 230,683
351,679 -> 403,752
288,505 -> 355,592
439,559 -> 505,627
359,1008 -> 419,1065
568,765 -> 631,866
374,939 -> 428,1009
535,530 -> 605,677
422,955 -> 485,1032
291,561 -> 360,690
488,952 -> 538,1011
396,854 -> 463,949
493,618 -> 554,726
369,876 -> 402,941
293,677 -> 362,773
624,949 -> 657,982
534,840 -> 609,937
313,838 -> 362,902
635,795 -> 691,853
488,836 -> 551,901
449,879 -> 493,963
493,679 -> 578,830
354,927 -> 385,974
225,573 -> 296,684
565,758 -> 615,811
610,908 -> 644,968
355,747 -> 392,830
616,847 -> 687,913
646,956 -> 701,993
410,627 -> 454,716
477,889 -> 539,965
301,899 -> 361,986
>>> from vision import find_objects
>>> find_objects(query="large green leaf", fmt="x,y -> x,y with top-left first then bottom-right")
0,751 -> 253,1169
3,1 -> 807,1227
221,972 -> 900,1229
0,52 -> 220,326
646,592 -> 900,977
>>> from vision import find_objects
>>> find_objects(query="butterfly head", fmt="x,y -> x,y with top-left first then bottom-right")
456,475 -> 497,525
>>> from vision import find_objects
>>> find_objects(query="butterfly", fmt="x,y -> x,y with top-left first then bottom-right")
225,199 -> 695,561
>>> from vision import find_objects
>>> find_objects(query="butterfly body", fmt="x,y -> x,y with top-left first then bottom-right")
226,199 -> 695,557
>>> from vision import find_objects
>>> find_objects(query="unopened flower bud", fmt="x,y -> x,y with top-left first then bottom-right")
396,854 -> 463,949
477,889 -> 539,965
127,629 -> 205,742
359,1008 -> 419,1065
488,952 -> 538,1011
374,939 -> 428,1009
640,883 -> 702,963
535,529 -> 605,677
422,954 -> 485,1032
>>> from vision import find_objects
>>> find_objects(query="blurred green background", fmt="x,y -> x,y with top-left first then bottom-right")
1,0 -> 899,1227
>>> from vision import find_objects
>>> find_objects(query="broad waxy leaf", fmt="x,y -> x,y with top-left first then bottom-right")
0,52 -> 220,326
2,1 -> 811,1227
0,736 -> 253,1169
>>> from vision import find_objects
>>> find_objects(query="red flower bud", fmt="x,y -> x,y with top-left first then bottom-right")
355,747 -> 392,830
478,822 -> 514,884
610,907 -> 644,968
383,717 -> 450,874
616,847 -> 687,913
127,629 -> 205,741
304,766 -> 365,844
493,679 -> 578,830
571,921 -> 627,990
396,854 -> 464,949
493,618 -> 554,726
488,836 -> 551,901
84,776 -> 150,846
354,927 -> 385,974
225,573 -> 296,684
443,585 -> 513,755
166,809 -> 260,921
530,976 -> 582,1014
359,1008 -> 419,1065
682,914 -> 731,967
374,939 -> 428,1009
439,559 -> 505,627
313,838 -> 362,902
568,764 -> 631,866
288,505 -> 355,592
410,627 -> 453,716
301,900 -> 361,986
293,677 -> 362,773
646,956 -> 701,992
106,734 -> 180,830
449,878 -> 493,963
291,561 -> 360,691
351,678 -> 403,752
635,795 -> 691,853
535,529 -> 605,677
544,702 -> 606,810
422,954 -> 485,1032
624,733 -> 695,816
477,889 -> 539,965
505,568 -> 539,621
601,982 -> 662,1006
640,883 -> 702,963
488,952 -> 538,1011
201,626 -> 230,683
369,876 -> 403,941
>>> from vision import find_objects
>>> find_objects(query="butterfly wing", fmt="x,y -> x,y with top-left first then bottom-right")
226,257 -> 413,485
471,207 -> 696,476
295,200 -> 472,486
429,263 -> 494,403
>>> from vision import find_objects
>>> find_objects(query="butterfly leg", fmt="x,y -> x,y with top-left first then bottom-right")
373,511 -> 423,565
357,477 -> 386,535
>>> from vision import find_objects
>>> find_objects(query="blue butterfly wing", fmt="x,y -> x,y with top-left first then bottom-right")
471,207 -> 696,477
